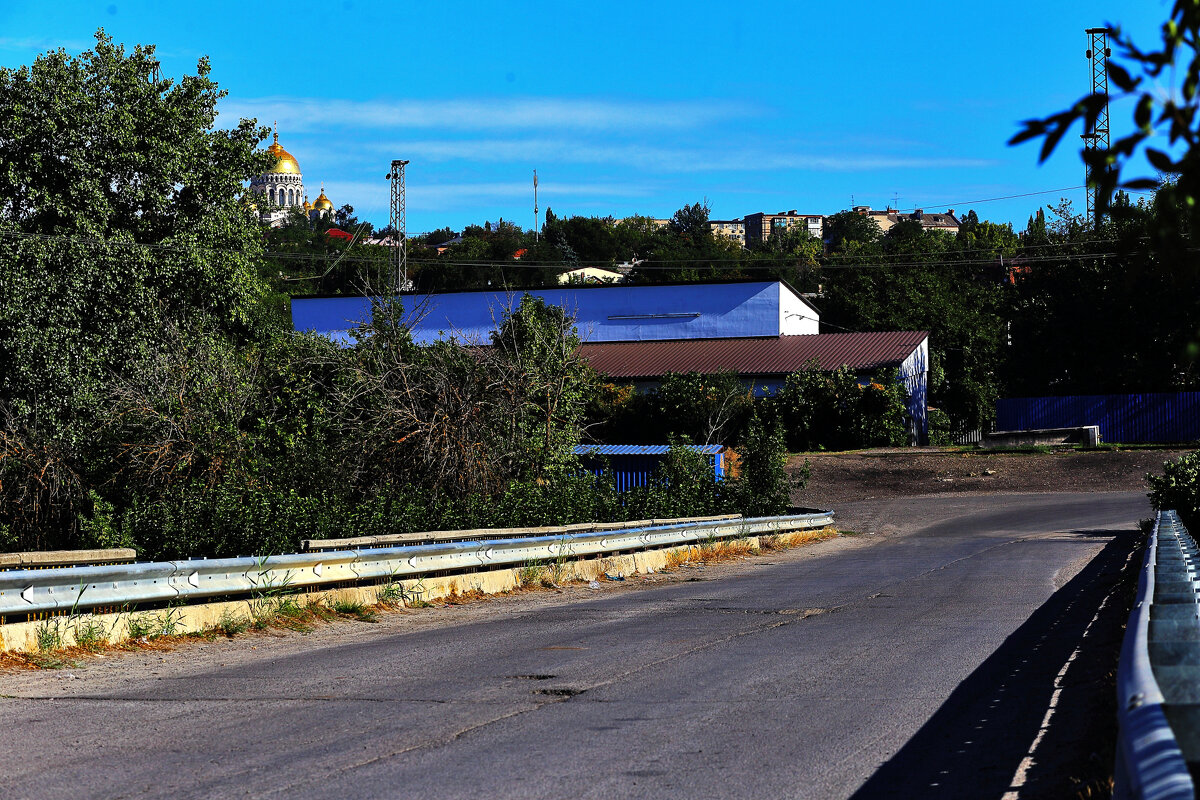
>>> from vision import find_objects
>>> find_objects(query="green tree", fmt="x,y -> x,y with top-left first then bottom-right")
490,295 -> 595,481
668,201 -> 714,246
0,30 -> 271,442
823,210 -> 883,252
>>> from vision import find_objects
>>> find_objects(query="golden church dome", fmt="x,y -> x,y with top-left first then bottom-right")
265,129 -> 301,175
302,196 -> 313,211
313,186 -> 334,211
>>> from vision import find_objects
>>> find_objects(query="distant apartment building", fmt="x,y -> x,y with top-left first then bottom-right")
854,206 -> 961,235
709,218 -> 745,246
743,211 -> 824,247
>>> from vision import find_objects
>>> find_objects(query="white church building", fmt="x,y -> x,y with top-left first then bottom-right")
249,128 -> 334,227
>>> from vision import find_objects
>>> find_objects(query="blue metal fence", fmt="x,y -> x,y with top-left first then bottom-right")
574,445 -> 730,493
996,392 -> 1200,444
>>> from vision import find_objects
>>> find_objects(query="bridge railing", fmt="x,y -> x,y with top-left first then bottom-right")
1115,509 -> 1198,799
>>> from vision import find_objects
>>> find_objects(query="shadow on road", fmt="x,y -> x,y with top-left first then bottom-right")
849,529 -> 1140,800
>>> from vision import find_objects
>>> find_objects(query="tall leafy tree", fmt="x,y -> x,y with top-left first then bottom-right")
1010,3 -> 1200,388
0,30 -> 271,440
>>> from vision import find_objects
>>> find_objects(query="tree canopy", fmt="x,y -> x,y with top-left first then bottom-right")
0,30 -> 271,439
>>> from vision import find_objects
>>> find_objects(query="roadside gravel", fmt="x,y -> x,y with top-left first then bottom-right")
791,446 -> 1189,507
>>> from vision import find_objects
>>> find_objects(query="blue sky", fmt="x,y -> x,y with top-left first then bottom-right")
0,1 -> 1171,234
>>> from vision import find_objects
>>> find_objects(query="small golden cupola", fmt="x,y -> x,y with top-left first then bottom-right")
313,185 -> 334,212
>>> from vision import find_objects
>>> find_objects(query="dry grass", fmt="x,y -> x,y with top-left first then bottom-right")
758,527 -> 837,552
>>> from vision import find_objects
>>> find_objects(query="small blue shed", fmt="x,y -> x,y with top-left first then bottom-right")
574,444 -> 733,492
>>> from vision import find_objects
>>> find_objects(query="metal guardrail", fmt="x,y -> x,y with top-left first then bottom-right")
0,511 -> 834,618
303,514 -> 744,551
1115,510 -> 1197,800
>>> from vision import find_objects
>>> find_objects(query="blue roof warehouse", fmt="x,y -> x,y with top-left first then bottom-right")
291,281 -> 929,443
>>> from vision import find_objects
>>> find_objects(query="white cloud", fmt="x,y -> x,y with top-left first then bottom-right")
322,179 -> 650,215
220,96 -> 748,133
355,137 -> 996,173
0,36 -> 93,53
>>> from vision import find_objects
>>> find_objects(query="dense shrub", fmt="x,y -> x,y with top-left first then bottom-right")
586,366 -> 911,453
1149,451 -> 1200,530
731,414 -> 801,517
765,366 -> 911,451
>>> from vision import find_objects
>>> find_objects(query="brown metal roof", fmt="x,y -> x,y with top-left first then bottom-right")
579,332 -> 928,379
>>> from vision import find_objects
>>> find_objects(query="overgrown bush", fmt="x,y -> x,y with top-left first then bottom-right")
1149,451 -> 1200,530
766,366 -> 911,451
732,414 -> 800,517
926,408 -> 953,447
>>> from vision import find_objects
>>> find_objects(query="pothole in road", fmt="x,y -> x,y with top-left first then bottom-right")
533,687 -> 585,697
509,674 -> 556,681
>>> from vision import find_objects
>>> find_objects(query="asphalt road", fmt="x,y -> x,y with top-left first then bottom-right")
0,491 -> 1146,799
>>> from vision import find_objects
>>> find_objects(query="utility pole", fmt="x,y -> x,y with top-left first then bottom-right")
533,169 -> 539,242
387,159 -> 409,293
1083,27 -> 1112,228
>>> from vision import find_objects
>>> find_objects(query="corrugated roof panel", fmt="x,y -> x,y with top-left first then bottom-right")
574,444 -> 725,455
292,281 -> 822,345
578,332 -> 928,379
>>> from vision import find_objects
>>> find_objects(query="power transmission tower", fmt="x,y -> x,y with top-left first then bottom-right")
533,169 -> 539,242
387,159 -> 410,293
1083,27 -> 1112,228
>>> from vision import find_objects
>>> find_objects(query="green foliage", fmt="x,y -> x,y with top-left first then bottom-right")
731,415 -> 797,517
926,408 -> 954,447
491,295 -> 594,481
216,610 -> 250,637
1010,4 -> 1200,229
767,366 -> 911,451
648,371 -> 754,445
78,491 -> 133,551
35,619 -> 63,652
821,225 -> 1004,434
1149,451 -> 1200,530
1004,190 -> 1200,394
1009,6 -> 1200,386
72,616 -> 108,651
823,210 -> 882,252
0,31 -> 270,444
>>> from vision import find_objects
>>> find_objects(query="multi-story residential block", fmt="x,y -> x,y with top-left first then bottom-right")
853,206 -> 961,235
743,211 -> 824,247
709,218 -> 745,246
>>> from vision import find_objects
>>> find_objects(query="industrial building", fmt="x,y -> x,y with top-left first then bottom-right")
291,280 -> 928,442
291,280 -> 821,346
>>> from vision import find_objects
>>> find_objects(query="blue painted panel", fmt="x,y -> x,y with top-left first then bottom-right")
996,393 -> 1200,443
292,282 -> 799,345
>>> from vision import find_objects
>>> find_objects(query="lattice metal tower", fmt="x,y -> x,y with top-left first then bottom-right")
387,159 -> 410,293
1083,27 -> 1112,227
